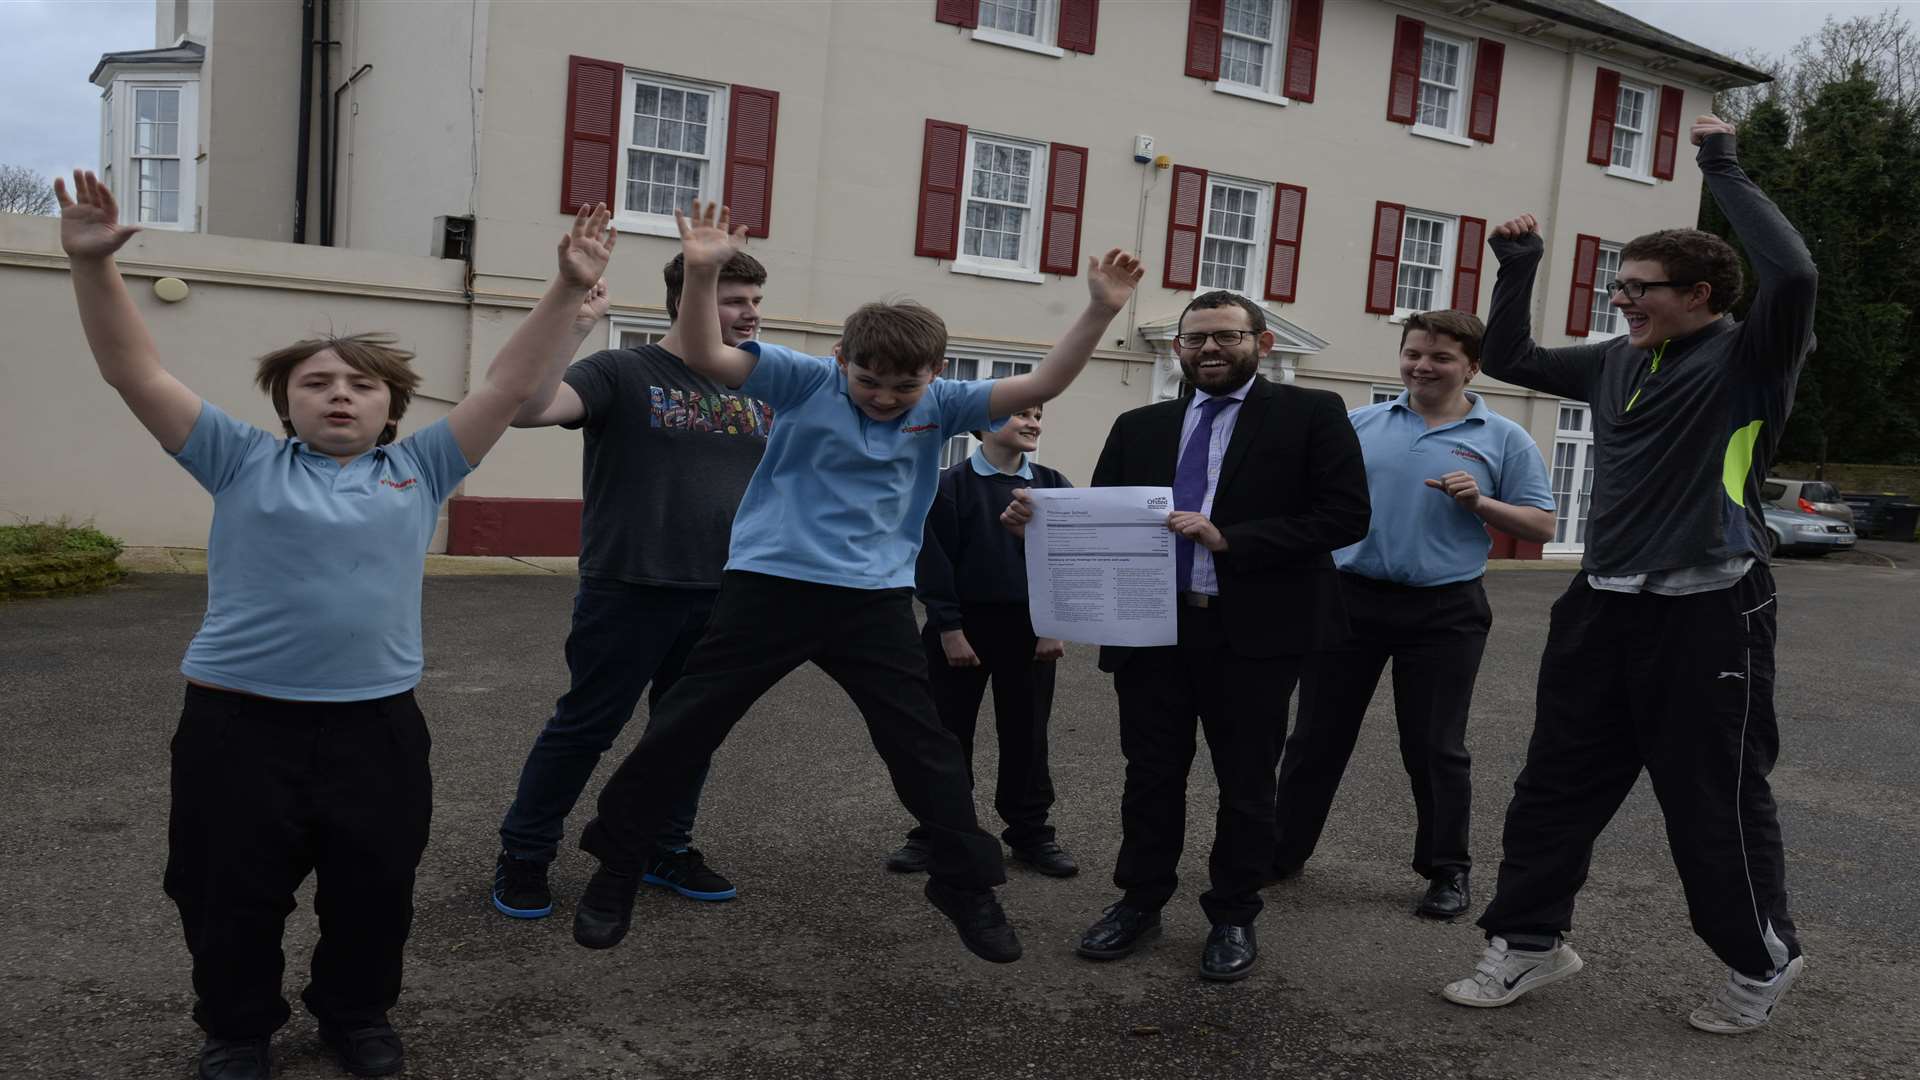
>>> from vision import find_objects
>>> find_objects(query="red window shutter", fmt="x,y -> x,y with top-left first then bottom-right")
1162,165 -> 1208,290
914,119 -> 969,260
1185,0 -> 1224,81
1265,182 -> 1307,303
1283,0 -> 1323,102
1468,40 -> 1505,143
560,56 -> 622,214
1040,142 -> 1088,275
1386,17 -> 1425,124
1588,68 -> 1620,166
723,85 -> 778,239
1059,0 -> 1099,54
1566,233 -> 1603,337
1366,201 -> 1406,314
1653,85 -> 1685,180
1451,215 -> 1487,313
935,0 -> 978,29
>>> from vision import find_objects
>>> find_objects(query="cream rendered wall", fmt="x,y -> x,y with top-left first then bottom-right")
0,215 -> 470,547
200,0 -> 301,243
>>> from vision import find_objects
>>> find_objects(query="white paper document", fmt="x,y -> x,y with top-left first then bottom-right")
1024,486 -> 1178,647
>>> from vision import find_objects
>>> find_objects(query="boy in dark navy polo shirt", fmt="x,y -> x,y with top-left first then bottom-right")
886,406 -> 1078,879
57,170 -> 614,1080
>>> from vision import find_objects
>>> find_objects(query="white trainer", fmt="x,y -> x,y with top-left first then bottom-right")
1441,936 -> 1585,1007
1688,955 -> 1805,1034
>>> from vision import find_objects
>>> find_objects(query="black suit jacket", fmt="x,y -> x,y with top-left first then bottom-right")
1091,376 -> 1370,672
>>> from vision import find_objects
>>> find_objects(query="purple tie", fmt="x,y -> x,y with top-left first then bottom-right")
1174,395 -> 1231,594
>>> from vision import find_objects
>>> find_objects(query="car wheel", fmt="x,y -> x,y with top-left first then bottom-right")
1767,530 -> 1782,556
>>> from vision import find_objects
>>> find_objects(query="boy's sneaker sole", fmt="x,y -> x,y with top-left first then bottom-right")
1442,946 -> 1584,1007
491,894 -> 553,919
642,873 -> 737,902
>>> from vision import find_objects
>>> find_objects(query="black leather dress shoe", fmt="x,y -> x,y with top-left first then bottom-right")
573,864 -> 641,949
1010,840 -> 1079,878
924,879 -> 1023,963
1416,870 -> 1471,919
197,1037 -> 271,1080
318,1024 -> 404,1077
1200,923 -> 1258,981
1076,902 -> 1162,960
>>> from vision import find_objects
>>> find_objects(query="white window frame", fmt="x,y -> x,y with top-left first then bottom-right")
1588,242 -> 1625,338
939,349 -> 1039,467
952,132 -> 1050,284
1213,0 -> 1292,107
1547,401 -> 1595,552
1607,78 -> 1656,184
614,70 -> 729,238
970,0 -> 1065,57
1371,384 -> 1404,405
1410,30 -> 1476,147
1393,209 -> 1456,319
103,78 -> 199,231
609,314 -> 671,352
1196,174 -> 1271,298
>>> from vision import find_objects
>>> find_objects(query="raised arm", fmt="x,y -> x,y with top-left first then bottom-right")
988,249 -> 1144,416
1694,117 -> 1817,369
510,281 -> 606,428
1481,215 -> 1613,402
671,201 -> 759,389
57,170 -> 202,453
447,203 -> 613,463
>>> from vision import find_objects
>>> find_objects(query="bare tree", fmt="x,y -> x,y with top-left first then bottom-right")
0,164 -> 56,216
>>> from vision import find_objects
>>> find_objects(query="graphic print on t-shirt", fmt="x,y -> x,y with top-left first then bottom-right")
649,386 -> 775,437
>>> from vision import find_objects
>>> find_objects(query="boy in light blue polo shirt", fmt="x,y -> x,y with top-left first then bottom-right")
1272,309 -> 1555,922
575,201 -> 1143,965
56,169 -> 616,1080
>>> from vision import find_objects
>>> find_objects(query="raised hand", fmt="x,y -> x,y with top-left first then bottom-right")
557,202 -> 615,288
55,170 -> 141,261
1491,213 -> 1539,240
673,199 -> 748,271
572,280 -> 610,332
1086,248 -> 1145,313
1690,114 -> 1737,145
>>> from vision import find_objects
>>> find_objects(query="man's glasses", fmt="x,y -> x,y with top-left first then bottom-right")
1174,330 -> 1258,349
1604,279 -> 1693,300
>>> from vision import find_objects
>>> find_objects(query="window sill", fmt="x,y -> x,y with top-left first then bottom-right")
951,260 -> 1046,285
1410,125 -> 1475,148
1211,81 -> 1290,108
1605,165 -> 1657,186
969,27 -> 1066,58
613,215 -> 681,239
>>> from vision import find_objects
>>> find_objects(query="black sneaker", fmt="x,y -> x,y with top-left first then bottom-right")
885,838 -> 932,873
924,879 -> 1023,963
643,847 -> 737,901
573,864 -> 642,949
197,1037 -> 271,1080
317,1023 -> 404,1077
492,851 -> 553,919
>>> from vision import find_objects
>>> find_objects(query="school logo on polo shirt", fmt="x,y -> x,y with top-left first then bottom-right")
1450,447 -> 1490,465
901,422 -> 940,435
381,477 -> 419,491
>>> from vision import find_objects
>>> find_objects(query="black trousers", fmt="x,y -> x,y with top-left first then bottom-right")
909,605 -> 1058,849
1274,573 -> 1490,879
583,572 -> 1005,891
1480,568 -> 1801,979
164,684 -> 432,1040
1112,604 -> 1302,926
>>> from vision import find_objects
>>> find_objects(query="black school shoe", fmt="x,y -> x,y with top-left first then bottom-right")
317,1024 -> 404,1077
1415,870 -> 1471,920
885,838 -> 932,873
1009,840 -> 1079,878
197,1037 -> 271,1080
1199,924 -> 1258,982
572,864 -> 642,949
924,879 -> 1023,963
1075,902 -> 1162,960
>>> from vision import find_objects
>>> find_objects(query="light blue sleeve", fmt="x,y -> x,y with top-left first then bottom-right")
169,400 -> 274,496
739,342 -> 836,411
388,418 -> 475,505
935,376 -> 1001,438
1497,422 -> 1557,510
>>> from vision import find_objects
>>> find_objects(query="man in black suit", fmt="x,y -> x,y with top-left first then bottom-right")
1005,290 -> 1368,980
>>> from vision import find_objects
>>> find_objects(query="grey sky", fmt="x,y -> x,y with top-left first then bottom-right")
0,0 -> 1915,196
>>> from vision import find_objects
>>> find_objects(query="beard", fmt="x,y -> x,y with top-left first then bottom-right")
1180,345 -> 1261,393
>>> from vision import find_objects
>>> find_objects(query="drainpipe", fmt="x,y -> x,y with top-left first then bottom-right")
294,0 -> 314,241
318,0 -> 332,245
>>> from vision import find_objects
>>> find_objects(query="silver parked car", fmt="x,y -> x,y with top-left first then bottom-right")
1761,478 -> 1854,527
1761,505 -> 1856,556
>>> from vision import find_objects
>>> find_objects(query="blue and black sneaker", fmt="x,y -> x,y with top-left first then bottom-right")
492,851 -> 553,919
643,847 -> 737,902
